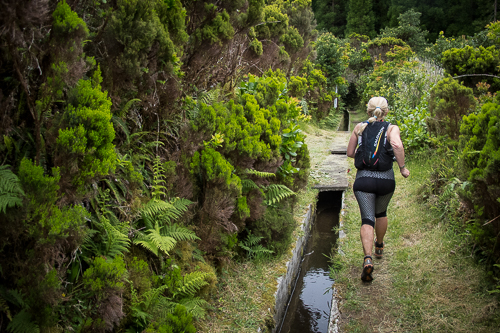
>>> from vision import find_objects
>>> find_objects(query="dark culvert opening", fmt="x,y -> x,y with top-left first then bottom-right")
278,191 -> 343,333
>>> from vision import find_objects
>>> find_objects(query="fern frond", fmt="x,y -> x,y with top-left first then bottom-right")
198,89 -> 219,106
133,235 -> 159,256
0,296 -> 12,320
192,248 -> 206,263
2,289 -> 27,309
242,179 -> 259,193
162,224 -> 199,242
173,271 -> 209,298
141,199 -> 177,221
7,309 -> 40,333
265,184 -> 296,205
141,197 -> 192,226
0,165 -> 24,214
152,156 -> 166,200
101,218 -> 130,258
243,233 -> 263,247
103,179 -> 125,205
244,169 -> 276,178
178,297 -> 208,319
147,225 -> 176,256
120,98 -> 141,116
170,197 -> 193,215
112,116 -> 130,143
141,284 -> 169,310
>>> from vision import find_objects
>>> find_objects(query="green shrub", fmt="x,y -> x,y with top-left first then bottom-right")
459,101 -> 500,220
83,256 -> 127,300
248,202 -> 295,256
18,158 -> 87,244
56,66 -> 116,189
428,77 -> 476,140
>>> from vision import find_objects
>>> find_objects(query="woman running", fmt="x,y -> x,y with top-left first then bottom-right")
346,96 -> 410,281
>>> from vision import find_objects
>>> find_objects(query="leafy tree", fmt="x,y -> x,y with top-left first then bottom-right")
345,0 -> 376,38
428,77 -> 476,140
379,9 -> 429,54
312,0 -> 348,37
441,45 -> 500,90
458,100 -> 500,263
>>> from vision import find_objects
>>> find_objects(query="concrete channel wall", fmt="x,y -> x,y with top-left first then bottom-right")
273,203 -> 315,332
272,111 -> 351,332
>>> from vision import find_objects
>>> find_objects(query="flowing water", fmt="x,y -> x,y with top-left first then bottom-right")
279,191 -> 342,333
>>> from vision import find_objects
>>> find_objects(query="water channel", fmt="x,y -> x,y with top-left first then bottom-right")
279,191 -> 342,333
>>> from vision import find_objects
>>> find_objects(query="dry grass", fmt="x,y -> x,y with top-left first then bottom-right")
335,155 -> 500,332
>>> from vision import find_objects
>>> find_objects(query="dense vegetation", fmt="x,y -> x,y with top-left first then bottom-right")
0,0 -> 499,332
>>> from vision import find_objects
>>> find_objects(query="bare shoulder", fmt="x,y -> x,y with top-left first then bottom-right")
388,124 -> 400,135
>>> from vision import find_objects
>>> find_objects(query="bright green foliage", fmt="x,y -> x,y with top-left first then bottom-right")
193,95 -> 281,161
239,232 -> 273,259
459,101 -> 500,220
56,66 -> 116,188
362,45 -> 416,104
83,256 -> 127,300
109,0 -> 181,80
365,37 -> 408,62
280,27 -> 304,53
441,45 -> 500,88
193,7 -> 234,45
255,4 -> 289,39
250,38 -> 263,56
428,78 -> 476,140
0,165 -> 24,214
315,33 -> 350,88
191,148 -> 239,186
379,9 -> 428,54
487,21 -> 500,45
143,304 -> 196,333
18,158 -> 87,244
345,0 -> 376,38
52,0 -> 89,36
288,76 -> 308,99
244,0 -> 265,26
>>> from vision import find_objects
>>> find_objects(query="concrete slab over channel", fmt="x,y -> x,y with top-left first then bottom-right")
312,131 -> 350,192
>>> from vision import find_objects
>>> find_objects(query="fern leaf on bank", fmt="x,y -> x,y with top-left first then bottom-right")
133,236 -> 159,256
244,169 -> 276,178
6,309 -> 40,333
163,224 -> 199,242
198,89 -> 219,106
170,197 -> 193,215
100,219 -> 130,258
265,184 -> 296,205
179,297 -> 208,319
242,179 -> 259,193
0,165 -> 24,214
173,271 -> 209,298
134,224 -> 176,256
141,197 -> 193,226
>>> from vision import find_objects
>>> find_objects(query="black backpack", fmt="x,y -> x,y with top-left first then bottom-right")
354,121 -> 394,171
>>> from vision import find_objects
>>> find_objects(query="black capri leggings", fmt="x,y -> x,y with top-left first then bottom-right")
353,171 -> 395,228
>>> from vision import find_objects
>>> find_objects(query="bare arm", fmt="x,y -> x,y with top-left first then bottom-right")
388,125 -> 410,178
347,124 -> 361,158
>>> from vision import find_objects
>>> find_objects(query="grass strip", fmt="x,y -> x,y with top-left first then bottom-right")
334,153 -> 500,332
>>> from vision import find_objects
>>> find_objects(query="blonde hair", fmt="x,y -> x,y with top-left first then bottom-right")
357,96 -> 389,134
